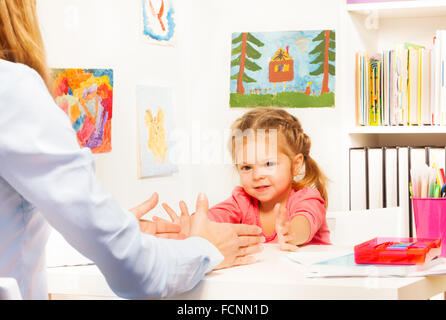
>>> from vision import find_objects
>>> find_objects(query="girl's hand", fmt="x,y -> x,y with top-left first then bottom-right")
130,193 -> 184,239
163,195 -> 264,270
274,203 -> 299,252
159,200 -> 191,239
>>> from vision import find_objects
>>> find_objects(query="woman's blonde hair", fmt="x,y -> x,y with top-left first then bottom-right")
229,107 -> 328,207
0,0 -> 52,91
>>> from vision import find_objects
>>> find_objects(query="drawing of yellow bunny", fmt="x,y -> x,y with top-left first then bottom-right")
144,107 -> 168,164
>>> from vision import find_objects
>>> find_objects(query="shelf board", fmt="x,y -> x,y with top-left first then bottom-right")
349,126 -> 446,134
347,0 -> 446,18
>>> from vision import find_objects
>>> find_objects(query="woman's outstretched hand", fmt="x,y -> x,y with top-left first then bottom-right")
162,193 -> 265,270
160,200 -> 191,239
191,193 -> 265,270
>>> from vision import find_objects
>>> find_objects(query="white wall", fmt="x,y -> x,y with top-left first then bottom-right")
37,0 -> 349,217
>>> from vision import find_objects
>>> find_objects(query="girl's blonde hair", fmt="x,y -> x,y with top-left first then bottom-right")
0,0 -> 52,91
230,107 -> 328,207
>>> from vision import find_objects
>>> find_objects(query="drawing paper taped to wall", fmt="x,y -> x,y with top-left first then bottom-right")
136,85 -> 178,178
141,0 -> 176,46
51,68 -> 114,153
229,30 -> 335,108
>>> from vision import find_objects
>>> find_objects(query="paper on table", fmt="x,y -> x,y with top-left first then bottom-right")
291,252 -> 446,278
287,250 -> 353,266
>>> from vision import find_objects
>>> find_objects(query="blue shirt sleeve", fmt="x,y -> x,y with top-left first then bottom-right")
0,62 -> 223,299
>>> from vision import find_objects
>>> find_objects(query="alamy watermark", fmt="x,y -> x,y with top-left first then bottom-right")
165,124 -> 278,167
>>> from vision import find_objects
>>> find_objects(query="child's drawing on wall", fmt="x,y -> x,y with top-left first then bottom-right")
141,0 -> 176,45
136,85 -> 177,178
51,68 -> 113,153
229,30 -> 335,108
144,108 -> 168,164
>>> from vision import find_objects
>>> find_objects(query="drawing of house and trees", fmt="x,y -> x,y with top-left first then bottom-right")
230,30 -> 335,108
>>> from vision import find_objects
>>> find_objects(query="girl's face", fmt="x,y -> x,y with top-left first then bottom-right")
235,138 -> 303,206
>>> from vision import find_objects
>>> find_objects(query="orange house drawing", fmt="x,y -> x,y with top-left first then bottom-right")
269,46 -> 294,83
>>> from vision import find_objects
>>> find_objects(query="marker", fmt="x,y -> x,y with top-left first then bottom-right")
440,168 -> 446,186
433,162 -> 442,185
434,184 -> 441,198
429,181 -> 435,198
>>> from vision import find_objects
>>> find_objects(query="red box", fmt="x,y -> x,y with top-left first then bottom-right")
354,237 -> 441,265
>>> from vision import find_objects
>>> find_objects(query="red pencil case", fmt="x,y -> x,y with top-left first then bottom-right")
354,237 -> 442,265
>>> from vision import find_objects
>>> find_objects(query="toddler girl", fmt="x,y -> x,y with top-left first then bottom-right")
206,108 -> 330,250
161,108 -> 330,251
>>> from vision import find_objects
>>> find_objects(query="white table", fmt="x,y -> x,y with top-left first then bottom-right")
47,244 -> 446,300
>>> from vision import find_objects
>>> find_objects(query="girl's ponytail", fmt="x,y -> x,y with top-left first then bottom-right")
293,155 -> 328,208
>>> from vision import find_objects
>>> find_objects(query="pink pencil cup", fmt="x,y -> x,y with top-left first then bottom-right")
412,198 -> 446,257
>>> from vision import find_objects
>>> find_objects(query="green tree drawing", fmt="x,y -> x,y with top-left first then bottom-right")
231,32 -> 264,94
309,30 -> 335,94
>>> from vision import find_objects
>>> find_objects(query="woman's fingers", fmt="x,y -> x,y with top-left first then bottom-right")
138,219 -> 181,235
154,219 -> 182,233
214,255 -> 258,270
229,255 -> 258,268
232,223 -> 263,236
237,235 -> 266,247
156,232 -> 188,240
138,220 -> 157,235
152,216 -> 170,223
236,244 -> 264,257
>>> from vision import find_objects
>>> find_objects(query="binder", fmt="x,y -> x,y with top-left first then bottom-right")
349,148 -> 367,210
368,148 -> 384,209
397,147 -> 411,236
385,147 -> 398,208
348,146 -> 446,237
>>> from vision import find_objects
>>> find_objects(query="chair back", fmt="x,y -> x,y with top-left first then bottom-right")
326,207 -> 408,246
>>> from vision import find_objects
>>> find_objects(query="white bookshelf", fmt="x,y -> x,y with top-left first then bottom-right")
347,0 -> 446,18
345,0 -> 446,147
349,126 -> 446,134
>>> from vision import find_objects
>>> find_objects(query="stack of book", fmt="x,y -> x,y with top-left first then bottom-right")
355,30 -> 446,126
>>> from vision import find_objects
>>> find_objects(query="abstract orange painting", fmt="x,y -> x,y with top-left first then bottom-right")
51,69 -> 113,153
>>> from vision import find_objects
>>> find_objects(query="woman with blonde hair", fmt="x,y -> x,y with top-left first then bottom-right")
0,0 -> 263,299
